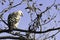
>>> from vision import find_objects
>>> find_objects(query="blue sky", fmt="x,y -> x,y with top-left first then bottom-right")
0,0 -> 60,40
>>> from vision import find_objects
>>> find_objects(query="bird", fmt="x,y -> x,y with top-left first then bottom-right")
8,10 -> 23,31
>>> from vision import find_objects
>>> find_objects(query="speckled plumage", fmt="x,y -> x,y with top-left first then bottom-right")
8,10 -> 23,30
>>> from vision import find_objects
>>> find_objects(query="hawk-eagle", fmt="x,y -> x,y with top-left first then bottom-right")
8,10 -> 23,31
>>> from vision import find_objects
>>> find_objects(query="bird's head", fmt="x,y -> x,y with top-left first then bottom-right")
17,10 -> 23,17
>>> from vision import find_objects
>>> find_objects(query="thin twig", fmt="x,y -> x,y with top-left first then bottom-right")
42,15 -> 56,25
45,31 -> 60,39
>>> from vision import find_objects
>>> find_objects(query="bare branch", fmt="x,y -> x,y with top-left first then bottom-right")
42,15 -> 56,25
40,0 -> 56,14
23,0 -> 56,32
1,18 -> 8,26
13,27 -> 60,33
0,36 -> 19,39
45,31 -> 60,39
0,36 -> 27,40
0,36 -> 32,40
0,27 -> 60,34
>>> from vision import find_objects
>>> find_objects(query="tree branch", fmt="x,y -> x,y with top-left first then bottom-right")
0,36 -> 19,39
0,36 -> 32,40
45,31 -> 60,39
40,0 -> 56,14
42,15 -> 56,25
0,36 -> 27,40
0,27 -> 60,34
1,18 -> 8,26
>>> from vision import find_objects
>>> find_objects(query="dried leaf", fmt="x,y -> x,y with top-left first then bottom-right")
9,2 -> 13,6
25,7 -> 32,10
37,8 -> 41,11
39,4 -> 43,6
22,0 -> 26,1
29,0 -> 32,1
54,5 -> 57,9
2,2 -> 4,5
48,17 -> 50,20
4,9 -> 8,12
44,20 -> 47,23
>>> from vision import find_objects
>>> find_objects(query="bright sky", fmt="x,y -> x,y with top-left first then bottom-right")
0,0 -> 60,40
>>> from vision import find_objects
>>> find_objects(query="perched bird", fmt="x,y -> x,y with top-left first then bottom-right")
8,10 -> 23,31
